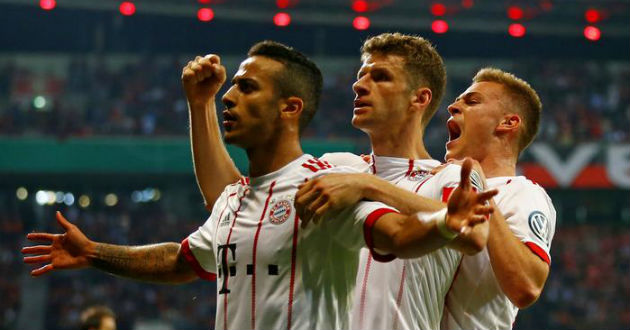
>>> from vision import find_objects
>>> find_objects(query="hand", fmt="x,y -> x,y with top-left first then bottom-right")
295,173 -> 369,228
181,54 -> 227,106
439,158 -> 487,187
445,158 -> 498,235
22,211 -> 95,277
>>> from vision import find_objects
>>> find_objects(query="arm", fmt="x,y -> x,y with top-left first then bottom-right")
486,201 -> 550,308
22,212 -> 197,284
366,159 -> 497,258
182,55 -> 241,209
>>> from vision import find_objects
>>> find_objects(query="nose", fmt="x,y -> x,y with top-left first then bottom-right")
222,87 -> 236,109
352,76 -> 369,97
447,102 -> 461,116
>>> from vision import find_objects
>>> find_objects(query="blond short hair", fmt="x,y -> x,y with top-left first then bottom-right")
473,67 -> 542,153
361,33 -> 446,128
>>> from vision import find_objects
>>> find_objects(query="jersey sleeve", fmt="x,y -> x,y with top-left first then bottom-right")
501,181 -> 556,264
308,165 -> 398,260
181,187 -> 237,281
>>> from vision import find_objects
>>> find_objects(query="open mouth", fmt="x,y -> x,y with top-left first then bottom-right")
447,119 -> 462,142
222,110 -> 237,132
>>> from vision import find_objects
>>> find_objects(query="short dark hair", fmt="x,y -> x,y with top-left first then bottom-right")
361,33 -> 446,128
80,305 -> 115,330
248,40 -> 323,133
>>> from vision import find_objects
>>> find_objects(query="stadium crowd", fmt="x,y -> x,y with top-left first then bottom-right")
0,58 -> 628,147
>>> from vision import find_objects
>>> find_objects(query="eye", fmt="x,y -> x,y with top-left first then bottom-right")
238,81 -> 255,93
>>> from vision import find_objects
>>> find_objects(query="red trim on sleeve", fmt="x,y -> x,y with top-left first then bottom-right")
525,242 -> 551,265
363,208 -> 398,262
180,238 -> 217,281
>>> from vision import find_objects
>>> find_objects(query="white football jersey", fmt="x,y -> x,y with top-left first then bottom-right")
181,154 -> 395,330
321,153 -> 468,330
441,176 -> 557,330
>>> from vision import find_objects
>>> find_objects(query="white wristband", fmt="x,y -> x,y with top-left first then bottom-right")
434,208 -> 458,240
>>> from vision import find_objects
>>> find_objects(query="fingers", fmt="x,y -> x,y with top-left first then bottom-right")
181,55 -> 224,85
31,264 -> 54,277
468,214 -> 487,225
23,255 -> 52,264
56,211 -> 73,230
21,245 -> 52,254
458,158 -> 473,191
476,189 -> 498,204
308,195 -> 328,225
473,205 -> 494,216
26,232 -> 56,242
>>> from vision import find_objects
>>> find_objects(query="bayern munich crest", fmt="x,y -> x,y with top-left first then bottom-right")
269,200 -> 292,225
408,170 -> 429,181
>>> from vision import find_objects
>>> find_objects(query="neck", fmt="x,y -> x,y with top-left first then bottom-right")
368,121 -> 432,160
246,131 -> 304,177
476,141 -> 518,178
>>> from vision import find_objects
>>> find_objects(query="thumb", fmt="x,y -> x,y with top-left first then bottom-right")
56,211 -> 72,230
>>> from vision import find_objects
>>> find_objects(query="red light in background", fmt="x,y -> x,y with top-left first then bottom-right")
431,20 -> 449,34
119,2 -> 136,16
540,0 -> 553,12
508,23 -> 526,38
507,6 -> 523,20
39,0 -> 55,10
198,0 -> 211,3
461,0 -> 474,9
273,12 -> 291,27
584,26 -> 601,41
585,9 -> 601,23
276,0 -> 290,9
197,8 -> 214,22
431,3 -> 447,16
352,0 -> 368,13
353,16 -> 370,30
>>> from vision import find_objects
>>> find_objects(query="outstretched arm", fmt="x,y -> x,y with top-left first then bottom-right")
22,212 -> 197,284
369,159 -> 496,258
182,55 -> 241,210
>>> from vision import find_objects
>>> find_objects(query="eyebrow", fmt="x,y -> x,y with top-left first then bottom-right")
455,91 -> 482,102
357,65 -> 391,79
231,76 -> 257,86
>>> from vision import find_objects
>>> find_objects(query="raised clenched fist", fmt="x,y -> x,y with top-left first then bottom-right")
181,54 -> 227,106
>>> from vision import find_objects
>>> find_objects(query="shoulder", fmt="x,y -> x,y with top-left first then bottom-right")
319,152 -> 370,172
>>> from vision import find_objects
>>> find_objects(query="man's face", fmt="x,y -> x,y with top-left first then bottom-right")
99,316 -> 116,330
352,53 -> 414,132
221,56 -> 284,148
445,81 -> 508,161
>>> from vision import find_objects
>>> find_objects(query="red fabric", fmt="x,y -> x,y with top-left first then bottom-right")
525,242 -> 551,265
363,208 -> 398,262
442,186 -> 455,203
287,213 -> 300,330
180,238 -> 217,281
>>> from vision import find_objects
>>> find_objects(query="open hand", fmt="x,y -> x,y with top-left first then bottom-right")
445,158 -> 498,235
22,211 -> 95,277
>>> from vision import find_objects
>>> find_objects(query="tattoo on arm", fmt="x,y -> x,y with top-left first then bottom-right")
91,242 -> 195,284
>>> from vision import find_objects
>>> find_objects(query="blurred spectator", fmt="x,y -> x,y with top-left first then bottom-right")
80,305 -> 116,330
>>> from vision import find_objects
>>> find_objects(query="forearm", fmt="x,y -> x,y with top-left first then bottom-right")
362,176 -> 444,214
189,100 -> 241,208
487,207 -> 548,308
373,213 -> 451,259
90,242 -> 196,284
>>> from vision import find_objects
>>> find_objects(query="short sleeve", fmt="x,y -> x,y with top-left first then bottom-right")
500,182 -> 557,264
329,201 -> 398,261
181,188 -> 237,281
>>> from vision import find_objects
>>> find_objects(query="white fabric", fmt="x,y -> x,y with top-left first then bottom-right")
441,176 -> 557,330
322,153 -> 464,330
185,154 -> 393,330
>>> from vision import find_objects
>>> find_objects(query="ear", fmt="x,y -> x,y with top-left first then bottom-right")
496,114 -> 521,134
279,96 -> 304,121
410,87 -> 432,112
